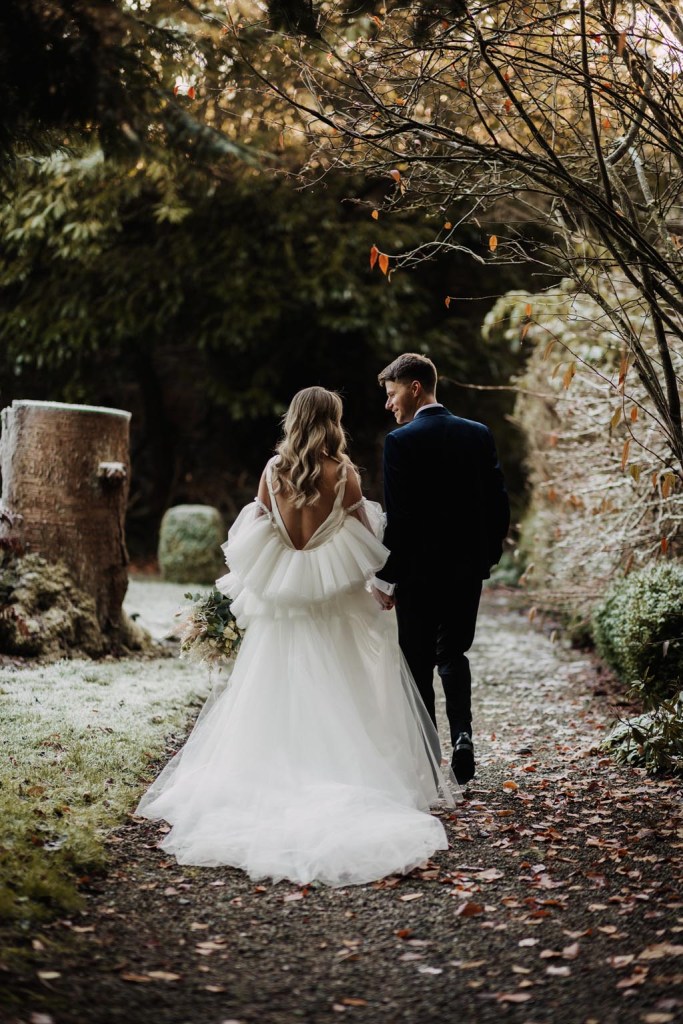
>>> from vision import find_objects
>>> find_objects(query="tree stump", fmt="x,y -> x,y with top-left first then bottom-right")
0,400 -> 131,632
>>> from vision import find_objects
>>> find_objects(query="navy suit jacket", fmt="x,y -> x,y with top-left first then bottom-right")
377,407 -> 510,586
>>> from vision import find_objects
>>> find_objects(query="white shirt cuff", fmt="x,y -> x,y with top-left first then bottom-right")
372,576 -> 396,596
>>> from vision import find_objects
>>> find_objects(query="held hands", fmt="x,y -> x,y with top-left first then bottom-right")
371,585 -> 395,611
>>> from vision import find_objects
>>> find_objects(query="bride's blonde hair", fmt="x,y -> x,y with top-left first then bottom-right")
273,387 -> 350,508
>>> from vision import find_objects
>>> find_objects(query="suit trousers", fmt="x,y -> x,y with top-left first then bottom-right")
395,575 -> 483,745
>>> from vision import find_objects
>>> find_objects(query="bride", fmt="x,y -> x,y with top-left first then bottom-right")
136,387 -> 457,887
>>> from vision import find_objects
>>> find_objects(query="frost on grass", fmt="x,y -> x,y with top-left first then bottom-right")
0,656 -> 209,921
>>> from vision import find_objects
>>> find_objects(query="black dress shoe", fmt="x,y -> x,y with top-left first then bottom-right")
451,732 -> 475,785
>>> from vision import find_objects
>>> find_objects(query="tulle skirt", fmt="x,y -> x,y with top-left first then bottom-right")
136,588 -> 455,887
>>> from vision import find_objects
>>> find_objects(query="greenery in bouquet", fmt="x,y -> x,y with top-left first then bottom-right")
177,587 -> 244,666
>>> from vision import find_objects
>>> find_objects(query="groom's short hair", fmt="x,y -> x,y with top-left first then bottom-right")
378,353 -> 437,392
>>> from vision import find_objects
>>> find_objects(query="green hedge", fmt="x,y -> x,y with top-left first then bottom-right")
592,562 -> 683,701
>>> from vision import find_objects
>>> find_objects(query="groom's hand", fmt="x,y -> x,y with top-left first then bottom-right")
372,586 -> 395,610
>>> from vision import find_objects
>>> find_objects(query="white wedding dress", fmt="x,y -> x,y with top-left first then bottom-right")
136,460 -> 457,887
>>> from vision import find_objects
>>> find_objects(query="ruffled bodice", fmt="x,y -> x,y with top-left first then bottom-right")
216,459 -> 389,625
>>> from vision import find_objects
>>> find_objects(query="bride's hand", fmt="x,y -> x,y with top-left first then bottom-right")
371,586 -> 395,611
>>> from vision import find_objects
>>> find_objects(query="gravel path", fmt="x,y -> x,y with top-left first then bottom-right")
3,591 -> 683,1024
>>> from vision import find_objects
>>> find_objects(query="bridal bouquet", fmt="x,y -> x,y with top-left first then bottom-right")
176,587 -> 244,666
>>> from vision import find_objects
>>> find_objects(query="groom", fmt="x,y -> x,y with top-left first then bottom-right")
372,353 -> 509,785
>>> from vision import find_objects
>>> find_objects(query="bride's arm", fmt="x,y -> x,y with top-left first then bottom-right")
255,467 -> 271,516
342,467 -> 373,527
343,466 -> 387,539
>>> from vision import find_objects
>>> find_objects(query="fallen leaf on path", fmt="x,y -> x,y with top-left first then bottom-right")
519,938 -> 539,947
455,902 -> 484,917
547,965 -> 571,977
196,940 -> 227,954
120,972 -> 152,984
37,971 -> 61,981
562,942 -> 580,960
616,968 -> 648,988
399,893 -> 422,902
477,868 -> 504,881
341,998 -> 368,1006
495,992 -> 532,1003
607,955 -> 635,968
638,944 -> 683,960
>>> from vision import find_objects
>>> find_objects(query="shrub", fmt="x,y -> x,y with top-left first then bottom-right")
592,562 -> 683,701
602,690 -> 683,775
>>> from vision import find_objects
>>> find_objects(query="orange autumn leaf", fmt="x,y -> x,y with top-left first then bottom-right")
630,406 -> 638,422
525,303 -> 532,316
389,168 -> 401,182
371,209 -> 379,220
521,322 -> 531,342
661,536 -> 668,554
489,235 -> 498,252
369,245 -> 379,270
621,439 -> 630,471
445,296 -> 451,308
378,252 -> 389,275
562,363 -> 576,389
504,98 -> 512,113
662,473 -> 675,498
617,31 -> 627,56
456,901 -> 484,917
444,221 -> 452,229
618,352 -> 629,385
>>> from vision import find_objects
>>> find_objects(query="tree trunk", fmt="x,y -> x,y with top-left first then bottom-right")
0,400 -> 131,631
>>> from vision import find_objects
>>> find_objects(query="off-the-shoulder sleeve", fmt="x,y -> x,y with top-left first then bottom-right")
216,499 -> 388,628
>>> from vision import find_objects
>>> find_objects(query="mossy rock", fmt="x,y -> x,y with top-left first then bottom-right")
592,562 -> 683,701
158,504 -> 226,585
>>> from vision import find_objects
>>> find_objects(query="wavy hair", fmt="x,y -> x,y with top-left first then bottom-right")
273,387 -> 349,508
